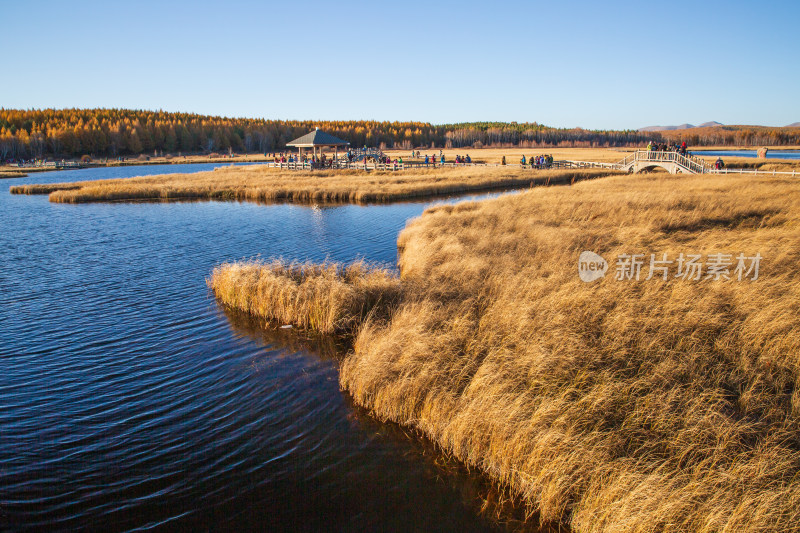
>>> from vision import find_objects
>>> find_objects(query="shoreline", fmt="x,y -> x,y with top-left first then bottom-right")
10,167 -> 620,205
4,145 -> 799,176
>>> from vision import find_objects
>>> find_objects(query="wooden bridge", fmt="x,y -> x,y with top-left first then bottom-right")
613,151 -> 708,174
16,161 -> 83,169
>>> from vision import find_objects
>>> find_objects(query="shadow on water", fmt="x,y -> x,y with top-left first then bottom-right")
216,303 -> 567,533
217,305 -> 351,361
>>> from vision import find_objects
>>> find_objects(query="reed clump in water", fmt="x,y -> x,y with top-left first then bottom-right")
9,166 -> 619,204
0,170 -> 27,179
207,259 -> 402,335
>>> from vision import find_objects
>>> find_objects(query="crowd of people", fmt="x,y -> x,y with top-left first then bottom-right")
645,140 -> 728,170
520,154 -> 554,168
272,152 -> 335,167
269,145 -> 725,171
647,140 -> 689,156
271,151 -> 411,168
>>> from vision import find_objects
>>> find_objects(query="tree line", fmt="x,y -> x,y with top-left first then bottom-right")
659,125 -> 800,147
1,108 -> 797,160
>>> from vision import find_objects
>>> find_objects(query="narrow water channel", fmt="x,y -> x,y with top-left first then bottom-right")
0,165 -> 539,531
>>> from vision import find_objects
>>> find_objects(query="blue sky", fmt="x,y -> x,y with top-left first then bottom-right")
2,0 -> 798,129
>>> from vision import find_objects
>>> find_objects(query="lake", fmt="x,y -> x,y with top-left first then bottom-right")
0,164 -> 529,532
693,150 -> 800,160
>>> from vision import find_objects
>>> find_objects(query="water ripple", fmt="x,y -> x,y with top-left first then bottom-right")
0,166 -> 517,532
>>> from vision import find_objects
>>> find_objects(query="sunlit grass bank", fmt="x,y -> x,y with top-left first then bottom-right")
345,172 -> 800,531
0,170 -> 27,179
212,171 -> 800,531
9,166 -> 619,204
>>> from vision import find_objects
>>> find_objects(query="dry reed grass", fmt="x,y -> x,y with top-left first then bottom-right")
0,170 -> 27,179
9,166 -> 618,204
207,259 -> 402,335
207,171 -> 800,530
334,172 -> 800,531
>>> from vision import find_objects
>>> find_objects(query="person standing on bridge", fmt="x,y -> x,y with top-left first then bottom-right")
441,154 -> 445,166
521,155 -> 527,166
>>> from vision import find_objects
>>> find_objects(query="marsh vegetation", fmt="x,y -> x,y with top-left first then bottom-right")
10,166 -> 618,204
212,172 -> 800,531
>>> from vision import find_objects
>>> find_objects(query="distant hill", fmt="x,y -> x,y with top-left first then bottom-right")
639,124 -> 694,132
639,121 -> 722,132
786,122 -> 800,127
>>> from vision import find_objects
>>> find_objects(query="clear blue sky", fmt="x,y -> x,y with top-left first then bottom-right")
2,0 -> 798,130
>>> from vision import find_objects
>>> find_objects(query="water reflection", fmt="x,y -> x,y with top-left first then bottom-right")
219,305 -> 349,361
217,302 -> 563,533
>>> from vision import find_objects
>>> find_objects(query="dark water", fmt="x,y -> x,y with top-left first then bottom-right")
693,150 -> 800,160
0,165 -> 529,532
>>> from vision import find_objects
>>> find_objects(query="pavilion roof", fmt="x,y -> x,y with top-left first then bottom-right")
286,129 -> 350,147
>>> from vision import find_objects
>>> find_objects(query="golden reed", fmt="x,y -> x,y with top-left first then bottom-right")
208,259 -> 401,335
213,171 -> 800,531
10,166 -> 618,204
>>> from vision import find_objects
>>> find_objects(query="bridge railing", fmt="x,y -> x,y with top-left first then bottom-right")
16,161 -> 82,169
622,151 -> 708,174
616,153 -> 636,168
551,160 -> 619,170
345,147 -> 386,162
708,168 -> 799,177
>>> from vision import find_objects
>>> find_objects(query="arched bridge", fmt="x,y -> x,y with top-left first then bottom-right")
556,151 -> 709,174
615,151 -> 708,174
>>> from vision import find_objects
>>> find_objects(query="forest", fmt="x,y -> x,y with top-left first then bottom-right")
1,108 -> 797,161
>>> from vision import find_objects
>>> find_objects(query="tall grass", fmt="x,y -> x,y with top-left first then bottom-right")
9,167 -> 619,204
0,170 -> 27,179
207,260 -> 402,335
208,172 -> 800,530
338,172 -> 800,531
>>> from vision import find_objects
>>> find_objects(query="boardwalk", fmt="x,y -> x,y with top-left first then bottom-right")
15,151 -> 796,177
266,151 -> 797,177
16,161 -> 83,169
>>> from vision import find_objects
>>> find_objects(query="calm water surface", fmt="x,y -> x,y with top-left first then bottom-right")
693,149 -> 800,159
0,165 -> 526,532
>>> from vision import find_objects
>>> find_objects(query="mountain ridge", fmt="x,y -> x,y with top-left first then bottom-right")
639,121 -> 723,132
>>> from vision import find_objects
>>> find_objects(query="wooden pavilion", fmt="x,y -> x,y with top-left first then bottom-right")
286,128 -> 350,162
